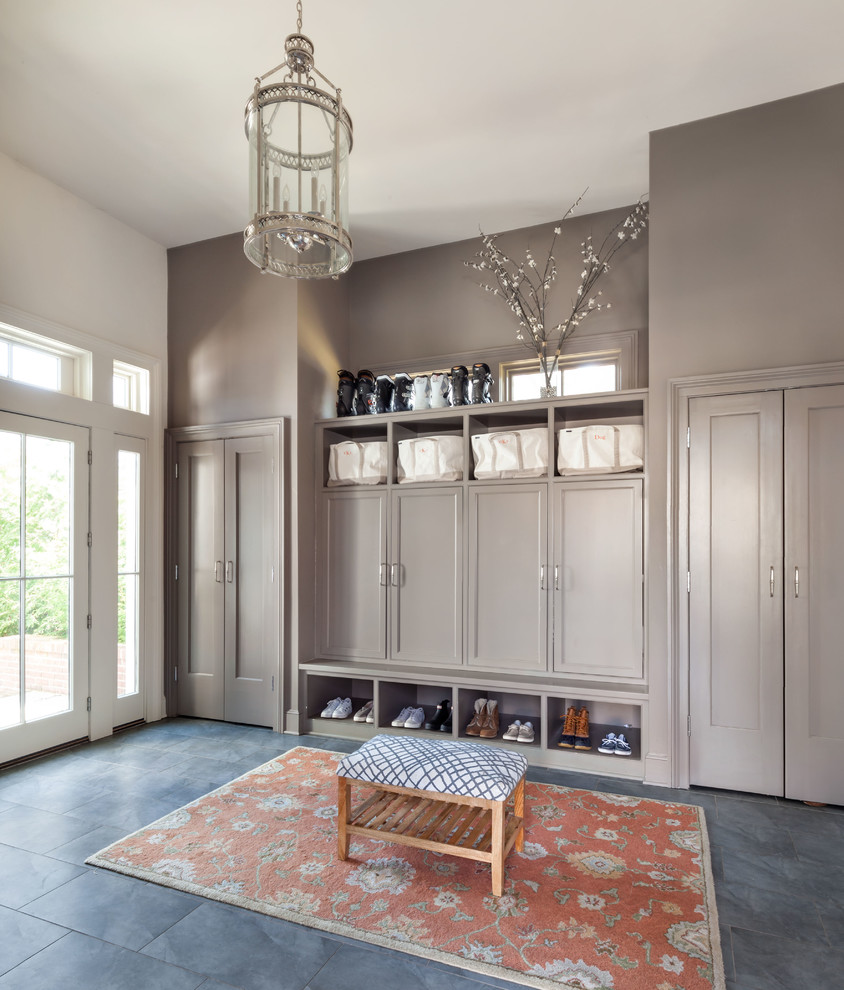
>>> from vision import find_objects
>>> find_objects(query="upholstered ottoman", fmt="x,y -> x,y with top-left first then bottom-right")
336,734 -> 527,896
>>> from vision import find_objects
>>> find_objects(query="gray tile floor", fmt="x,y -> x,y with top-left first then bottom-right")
0,718 -> 842,989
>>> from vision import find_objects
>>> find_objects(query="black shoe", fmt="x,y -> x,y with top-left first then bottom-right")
354,370 -> 376,415
451,365 -> 469,405
375,374 -> 395,413
471,362 -> 493,404
439,708 -> 453,732
424,699 -> 451,731
336,369 -> 356,417
392,372 -> 413,411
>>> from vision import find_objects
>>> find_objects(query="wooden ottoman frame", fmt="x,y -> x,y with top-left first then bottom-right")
337,771 -> 525,896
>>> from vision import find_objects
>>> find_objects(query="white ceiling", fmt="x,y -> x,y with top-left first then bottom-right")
1,0 -> 842,261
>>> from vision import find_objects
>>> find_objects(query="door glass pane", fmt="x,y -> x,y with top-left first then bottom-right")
25,436 -> 71,575
0,431 -> 21,576
24,577 -> 70,720
0,580 -> 20,729
117,450 -> 140,698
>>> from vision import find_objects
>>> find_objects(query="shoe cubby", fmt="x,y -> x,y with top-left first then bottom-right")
320,421 -> 390,489
304,673 -> 375,738
466,406 -> 553,483
377,680 -> 454,736
392,414 -> 466,486
457,688 -> 542,747
547,696 -> 643,771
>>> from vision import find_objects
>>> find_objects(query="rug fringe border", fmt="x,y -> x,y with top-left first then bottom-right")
86,745 -> 726,990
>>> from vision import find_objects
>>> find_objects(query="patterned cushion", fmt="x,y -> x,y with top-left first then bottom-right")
336,734 -> 527,801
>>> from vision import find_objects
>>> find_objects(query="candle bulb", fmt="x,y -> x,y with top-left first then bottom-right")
311,170 -> 318,212
282,184 -> 290,212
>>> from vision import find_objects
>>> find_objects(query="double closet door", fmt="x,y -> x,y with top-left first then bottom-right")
175,429 -> 278,728
688,385 -> 844,804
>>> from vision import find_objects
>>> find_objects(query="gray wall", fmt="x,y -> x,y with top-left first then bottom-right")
348,206 -> 649,372
647,82 -> 844,781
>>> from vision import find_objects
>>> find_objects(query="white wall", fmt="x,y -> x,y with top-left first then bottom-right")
0,152 -> 167,361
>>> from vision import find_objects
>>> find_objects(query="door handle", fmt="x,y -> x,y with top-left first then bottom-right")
215,560 -> 223,583
391,563 -> 400,587
540,565 -> 546,590
379,563 -> 388,586
770,566 -> 775,598
226,560 -> 234,583
794,566 -> 799,598
555,565 -> 560,592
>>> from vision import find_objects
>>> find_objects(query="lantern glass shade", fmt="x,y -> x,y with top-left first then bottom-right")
245,79 -> 352,278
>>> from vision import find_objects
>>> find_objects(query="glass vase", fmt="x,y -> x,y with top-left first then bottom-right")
539,383 -> 558,399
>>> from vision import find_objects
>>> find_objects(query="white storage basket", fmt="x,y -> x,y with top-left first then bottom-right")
397,435 -> 463,483
557,424 -> 644,475
327,440 -> 389,486
471,428 -> 549,479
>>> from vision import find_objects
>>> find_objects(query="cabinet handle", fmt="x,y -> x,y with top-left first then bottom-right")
794,566 -> 799,598
540,565 -> 546,590
770,566 -> 775,597
226,560 -> 234,583
379,563 -> 388,586
555,565 -> 560,591
391,563 -> 400,587
215,561 -> 223,583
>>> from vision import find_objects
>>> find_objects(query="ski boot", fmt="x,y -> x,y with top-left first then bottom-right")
471,362 -> 493,404
450,365 -> 469,405
336,369 -> 356,417
375,374 -> 395,413
391,372 -> 413,412
430,372 -> 451,408
412,374 -> 431,410
354,370 -> 377,415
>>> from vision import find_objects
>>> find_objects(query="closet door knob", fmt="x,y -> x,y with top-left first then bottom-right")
215,561 -> 223,583
555,565 -> 560,592
794,566 -> 800,598
390,563 -> 400,587
540,565 -> 546,590
770,566 -> 775,597
226,560 -> 234,583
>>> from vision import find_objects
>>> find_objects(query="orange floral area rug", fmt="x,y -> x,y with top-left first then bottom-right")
87,747 -> 724,990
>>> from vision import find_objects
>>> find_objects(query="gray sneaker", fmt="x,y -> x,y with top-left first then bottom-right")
404,707 -> 425,729
502,720 -> 521,741
353,700 -> 373,722
331,697 -> 353,719
391,706 -> 414,727
516,721 -> 535,743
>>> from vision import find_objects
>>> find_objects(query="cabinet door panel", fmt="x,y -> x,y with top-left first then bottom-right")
391,488 -> 462,664
553,480 -> 643,678
688,392 -> 784,794
320,491 -> 388,659
468,485 -> 547,670
177,440 -> 225,719
785,384 -> 844,805
224,435 -> 275,727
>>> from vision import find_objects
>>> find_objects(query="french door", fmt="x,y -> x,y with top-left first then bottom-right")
0,413 -> 89,764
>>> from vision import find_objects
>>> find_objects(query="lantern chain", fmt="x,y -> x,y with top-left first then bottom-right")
296,0 -> 303,32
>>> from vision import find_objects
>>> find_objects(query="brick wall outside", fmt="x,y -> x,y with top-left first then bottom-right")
0,636 -> 128,698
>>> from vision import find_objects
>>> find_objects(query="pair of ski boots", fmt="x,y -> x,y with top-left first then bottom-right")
336,370 -> 402,416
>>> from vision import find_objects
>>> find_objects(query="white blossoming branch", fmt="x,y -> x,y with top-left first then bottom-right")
464,192 -> 649,385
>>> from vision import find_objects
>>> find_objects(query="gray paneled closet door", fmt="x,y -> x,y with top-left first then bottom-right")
688,392 -> 785,795
784,385 -> 844,805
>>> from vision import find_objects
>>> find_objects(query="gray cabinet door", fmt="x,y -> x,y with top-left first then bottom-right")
223,435 -> 276,727
552,479 -> 643,678
177,440 -> 225,719
319,491 -> 388,659
467,484 -> 548,670
688,392 -> 784,794
785,384 -> 844,805
390,487 -> 462,664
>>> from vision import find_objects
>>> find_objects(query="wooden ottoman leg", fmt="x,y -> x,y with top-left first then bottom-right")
491,800 -> 505,896
337,776 -> 351,860
514,774 -> 525,852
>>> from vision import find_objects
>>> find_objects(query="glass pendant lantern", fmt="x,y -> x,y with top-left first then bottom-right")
244,2 -> 353,279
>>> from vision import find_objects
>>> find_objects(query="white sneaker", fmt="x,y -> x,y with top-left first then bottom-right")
516,721 -> 535,743
331,697 -> 353,719
391,706 -> 414,727
320,697 -> 342,718
353,700 -> 373,722
502,720 -> 521,741
404,707 -> 425,729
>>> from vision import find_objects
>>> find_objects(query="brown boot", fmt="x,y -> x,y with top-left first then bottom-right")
465,697 -> 487,736
574,706 -> 592,750
558,705 -> 577,748
479,699 -> 499,738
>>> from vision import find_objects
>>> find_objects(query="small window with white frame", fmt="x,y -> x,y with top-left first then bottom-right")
500,352 -> 621,402
113,361 -> 150,414
0,324 -> 90,397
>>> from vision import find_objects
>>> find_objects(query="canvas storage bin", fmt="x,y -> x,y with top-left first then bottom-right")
471,428 -> 548,479
397,434 -> 463,483
327,440 -> 389,486
557,424 -> 644,475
